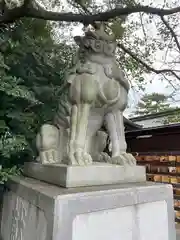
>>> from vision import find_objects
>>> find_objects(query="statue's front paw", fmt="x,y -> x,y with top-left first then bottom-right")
40,149 -> 59,164
67,148 -> 93,166
99,152 -> 111,163
111,153 -> 136,166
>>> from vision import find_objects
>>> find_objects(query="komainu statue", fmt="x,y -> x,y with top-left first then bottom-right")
36,23 -> 136,166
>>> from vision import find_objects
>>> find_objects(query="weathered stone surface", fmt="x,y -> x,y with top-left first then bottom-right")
35,23 -> 136,166
0,176 -> 176,240
1,191 -> 47,240
23,162 -> 146,188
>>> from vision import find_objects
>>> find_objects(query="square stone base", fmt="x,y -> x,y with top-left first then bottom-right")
0,177 -> 176,240
23,162 -> 146,188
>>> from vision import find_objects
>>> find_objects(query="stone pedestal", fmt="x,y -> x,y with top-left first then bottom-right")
1,176 -> 176,240
23,162 -> 146,188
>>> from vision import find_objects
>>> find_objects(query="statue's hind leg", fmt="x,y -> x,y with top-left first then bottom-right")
104,84 -> 136,166
36,124 -> 60,164
67,74 -> 98,165
105,110 -> 136,165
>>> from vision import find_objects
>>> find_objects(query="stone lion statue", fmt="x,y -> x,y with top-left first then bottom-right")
36,23 -> 136,166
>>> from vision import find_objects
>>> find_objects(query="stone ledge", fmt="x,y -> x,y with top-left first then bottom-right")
1,176 -> 175,240
23,162 -> 146,188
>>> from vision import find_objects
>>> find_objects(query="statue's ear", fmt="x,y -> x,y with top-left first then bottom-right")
74,36 -> 82,46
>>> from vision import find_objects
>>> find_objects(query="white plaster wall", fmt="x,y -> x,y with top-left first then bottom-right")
72,200 -> 168,240
137,200 -> 168,240
73,206 -> 136,240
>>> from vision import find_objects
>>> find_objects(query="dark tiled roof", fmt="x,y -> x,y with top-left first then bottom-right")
130,108 -> 180,122
126,122 -> 180,137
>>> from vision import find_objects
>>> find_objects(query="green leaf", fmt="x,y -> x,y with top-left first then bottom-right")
0,17 -> 73,171
0,166 -> 21,184
110,19 -> 125,39
0,120 -> 6,128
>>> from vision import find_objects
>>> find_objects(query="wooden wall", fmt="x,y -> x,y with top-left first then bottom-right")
126,124 -> 180,153
125,124 -> 180,225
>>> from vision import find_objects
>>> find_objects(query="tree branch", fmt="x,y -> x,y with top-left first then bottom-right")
160,15 -> 180,53
0,0 -> 28,24
118,43 -> 180,81
1,1 -> 180,24
161,73 -> 178,91
139,12 -> 147,42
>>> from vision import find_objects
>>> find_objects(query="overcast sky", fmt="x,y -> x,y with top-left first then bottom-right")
50,0 -> 180,116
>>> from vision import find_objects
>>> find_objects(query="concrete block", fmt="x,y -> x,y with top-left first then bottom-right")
23,162 -> 146,188
0,177 -> 176,240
